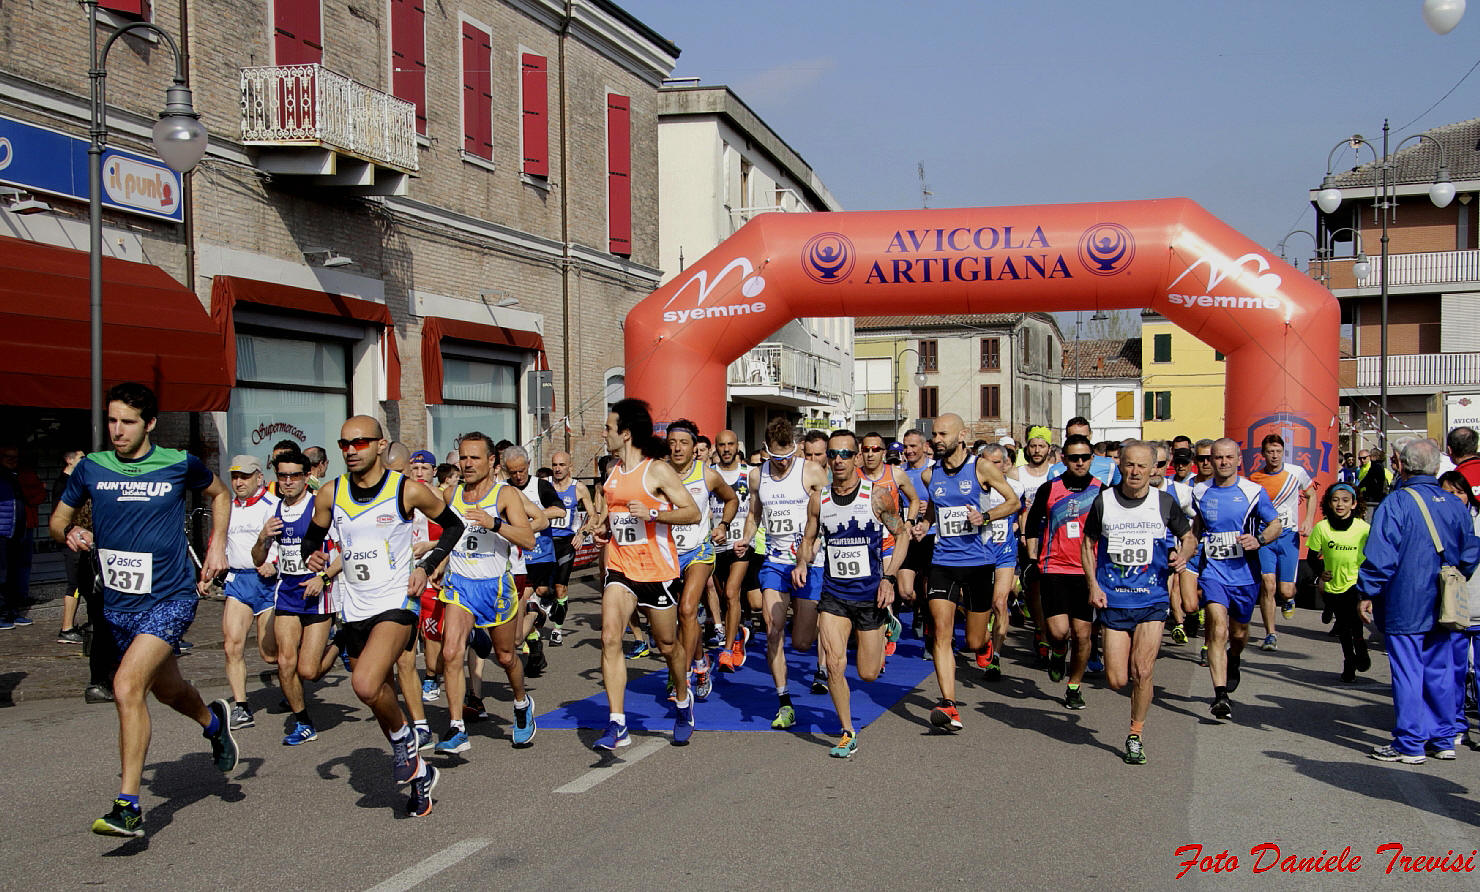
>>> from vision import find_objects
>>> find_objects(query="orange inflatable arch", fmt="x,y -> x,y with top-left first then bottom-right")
625,198 -> 1339,485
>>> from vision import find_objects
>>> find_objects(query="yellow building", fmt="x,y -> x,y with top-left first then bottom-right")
1140,311 -> 1226,441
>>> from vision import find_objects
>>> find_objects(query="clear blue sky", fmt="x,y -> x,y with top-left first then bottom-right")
624,0 -> 1478,266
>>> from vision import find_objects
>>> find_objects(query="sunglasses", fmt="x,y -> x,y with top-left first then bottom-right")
338,437 -> 376,451
1195,455 -> 1213,462
826,449 -> 857,459
1064,453 -> 1092,462
861,446 -> 885,454
276,471 -> 307,480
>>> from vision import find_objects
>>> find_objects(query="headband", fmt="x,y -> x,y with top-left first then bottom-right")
1027,425 -> 1052,444
1329,483 -> 1356,497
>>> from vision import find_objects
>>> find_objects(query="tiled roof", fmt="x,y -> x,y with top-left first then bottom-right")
855,313 -> 1035,331
1326,117 -> 1480,188
1062,337 -> 1141,378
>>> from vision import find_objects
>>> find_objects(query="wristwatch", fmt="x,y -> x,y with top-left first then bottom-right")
649,508 -> 659,522
883,574 -> 898,587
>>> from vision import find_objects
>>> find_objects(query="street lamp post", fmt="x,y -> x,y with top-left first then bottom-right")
87,0 -> 209,449
891,344 -> 928,436
1315,120 -> 1453,454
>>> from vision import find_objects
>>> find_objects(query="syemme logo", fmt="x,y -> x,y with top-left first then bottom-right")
1166,251 -> 1283,311
661,257 -> 768,325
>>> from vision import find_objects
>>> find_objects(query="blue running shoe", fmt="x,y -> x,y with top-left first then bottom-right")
415,724 -> 435,752
421,677 -> 441,703
205,699 -> 239,772
435,728 -> 471,755
512,696 -> 537,748
626,638 -> 651,660
1086,655 -> 1105,675
593,720 -> 630,750
10,614 -> 32,627
391,731 -> 419,784
407,765 -> 439,817
674,700 -> 695,745
283,721 -> 318,746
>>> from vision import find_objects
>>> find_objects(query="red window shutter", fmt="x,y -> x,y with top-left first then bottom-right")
390,0 -> 427,134
461,24 -> 492,158
521,54 -> 549,176
274,0 -> 323,66
607,94 -> 632,256
98,0 -> 150,19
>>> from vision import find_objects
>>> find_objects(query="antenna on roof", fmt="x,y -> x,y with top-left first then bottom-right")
917,161 -> 932,209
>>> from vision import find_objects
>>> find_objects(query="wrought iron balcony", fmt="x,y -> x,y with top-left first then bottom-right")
240,64 -> 417,193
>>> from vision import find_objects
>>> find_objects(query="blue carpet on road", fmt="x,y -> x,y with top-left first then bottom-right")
536,633 -> 935,733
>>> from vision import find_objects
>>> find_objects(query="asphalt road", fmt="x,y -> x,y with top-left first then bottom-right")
2,587 -> 1478,891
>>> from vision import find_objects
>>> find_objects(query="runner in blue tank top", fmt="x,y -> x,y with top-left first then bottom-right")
919,413 -> 1019,733
898,429 -> 935,631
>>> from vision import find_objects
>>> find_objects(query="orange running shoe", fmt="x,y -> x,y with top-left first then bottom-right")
976,637 -> 995,669
730,626 -> 751,670
929,702 -> 962,732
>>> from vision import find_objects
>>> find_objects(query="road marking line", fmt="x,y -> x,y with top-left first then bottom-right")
364,838 -> 493,892
554,738 -> 667,793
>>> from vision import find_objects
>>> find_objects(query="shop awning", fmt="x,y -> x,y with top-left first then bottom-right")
0,234 -> 231,411
421,316 -> 547,406
210,275 -> 401,400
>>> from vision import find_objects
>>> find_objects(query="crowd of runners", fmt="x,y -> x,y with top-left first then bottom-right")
55,380 -> 1480,835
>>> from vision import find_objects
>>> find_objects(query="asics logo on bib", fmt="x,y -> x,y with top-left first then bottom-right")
1166,251 -> 1283,313
346,549 -> 381,562
106,554 -> 145,568
660,257 -> 768,324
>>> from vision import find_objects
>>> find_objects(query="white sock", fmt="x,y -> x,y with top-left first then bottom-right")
610,712 -> 626,726
674,695 -> 692,709
414,719 -> 429,730
514,697 -> 529,709
449,720 -> 465,733
390,723 -> 411,740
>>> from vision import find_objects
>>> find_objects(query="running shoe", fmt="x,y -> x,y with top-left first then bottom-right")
1086,655 -> 1104,676
548,627 -> 564,646
1170,626 -> 1188,646
550,598 -> 569,626
1355,649 -> 1371,673
421,677 -> 442,703
1210,696 -> 1233,721
929,702 -> 962,732
10,614 -> 32,627
673,699 -> 695,745
976,636 -> 995,669
57,628 -> 84,645
982,655 -> 1002,682
1197,645 -> 1209,667
176,638 -> 192,654
703,626 -> 724,650
626,638 -> 651,660
1369,745 -> 1425,764
593,720 -> 630,750
435,728 -> 470,755
1429,741 -> 1457,761
391,731 -> 420,783
91,798 -> 144,838
1260,633 -> 1278,652
724,627 -> 751,671
1065,687 -> 1086,710
512,696 -> 536,748
1048,648 -> 1067,684
771,704 -> 796,729
829,730 -> 858,759
229,703 -> 255,730
1123,734 -> 1147,765
0,616 -> 13,631
283,722 -> 318,746
1035,633 -> 1050,662
811,668 -> 830,695
1280,599 -> 1296,620
527,595 -> 550,627
694,666 -> 713,701
205,699 -> 239,772
717,648 -> 735,672
885,609 -> 903,649
407,765 -> 439,817
415,724 -> 435,752
469,627 -> 494,660
84,684 -> 114,704
1226,652 -> 1242,694
464,693 -> 488,722
525,636 -> 548,677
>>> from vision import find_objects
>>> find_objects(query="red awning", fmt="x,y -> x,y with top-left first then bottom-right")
421,316 -> 547,407
0,234 -> 231,411
210,275 -> 401,400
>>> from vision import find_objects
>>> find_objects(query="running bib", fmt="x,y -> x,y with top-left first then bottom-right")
610,513 -> 647,546
728,517 -> 746,543
1204,530 -> 1244,561
100,549 -> 153,594
938,505 -> 976,537
278,549 -> 308,576
985,518 -> 1011,544
672,523 -> 704,553
344,544 -> 389,584
1065,521 -> 1081,539
827,544 -> 869,579
1277,501 -> 1298,530
1108,532 -> 1153,568
766,504 -> 801,535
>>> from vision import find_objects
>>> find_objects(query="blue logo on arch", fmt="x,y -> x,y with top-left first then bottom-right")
802,232 -> 855,284
1078,223 -> 1135,276
1242,413 -> 1332,477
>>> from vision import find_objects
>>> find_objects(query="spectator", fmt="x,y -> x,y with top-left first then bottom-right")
1358,451 -> 1391,510
1439,471 -> 1480,749
1357,439 -> 1480,763
1449,426 -> 1480,499
303,445 -> 329,489
0,441 -> 45,628
1337,452 -> 1358,486
53,449 -> 88,644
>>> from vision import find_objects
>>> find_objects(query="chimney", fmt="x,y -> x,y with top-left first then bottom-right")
1097,356 -> 1104,371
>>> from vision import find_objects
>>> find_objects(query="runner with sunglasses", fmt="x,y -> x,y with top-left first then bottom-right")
736,417 -> 829,729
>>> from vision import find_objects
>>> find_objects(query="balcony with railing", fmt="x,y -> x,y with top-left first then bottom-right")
1323,250 -> 1480,291
1340,352 -> 1480,391
728,343 -> 842,406
240,64 -> 418,195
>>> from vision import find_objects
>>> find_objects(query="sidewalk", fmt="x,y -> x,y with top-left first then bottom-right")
0,594 -> 246,706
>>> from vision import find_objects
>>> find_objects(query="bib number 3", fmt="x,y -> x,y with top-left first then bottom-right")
100,549 -> 153,594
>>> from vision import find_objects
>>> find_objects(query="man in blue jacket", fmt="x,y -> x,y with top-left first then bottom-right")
1358,438 -> 1480,764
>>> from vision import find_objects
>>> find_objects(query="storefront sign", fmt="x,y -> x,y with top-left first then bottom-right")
0,115 -> 184,222
249,420 -> 308,446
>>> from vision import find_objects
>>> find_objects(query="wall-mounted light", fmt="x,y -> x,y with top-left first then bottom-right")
0,187 -> 51,215
304,246 -> 353,268
479,290 -> 519,307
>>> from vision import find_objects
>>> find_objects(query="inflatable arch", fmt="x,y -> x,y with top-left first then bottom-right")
624,198 -> 1339,485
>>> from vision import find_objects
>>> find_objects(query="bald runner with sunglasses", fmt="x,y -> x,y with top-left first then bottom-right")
301,416 -> 465,817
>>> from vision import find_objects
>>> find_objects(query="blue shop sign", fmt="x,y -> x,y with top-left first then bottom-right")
0,115 -> 184,222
